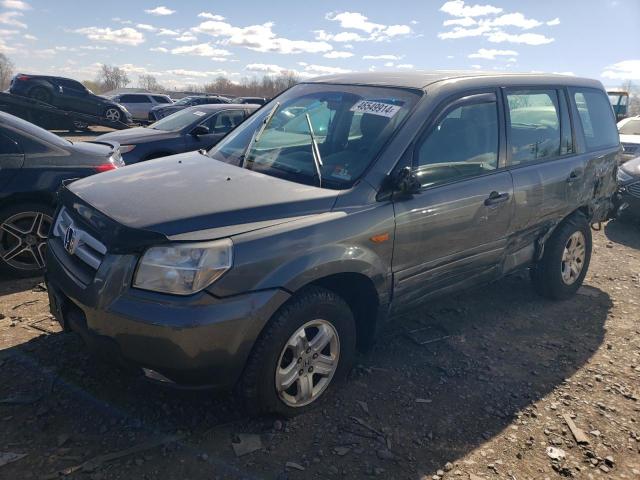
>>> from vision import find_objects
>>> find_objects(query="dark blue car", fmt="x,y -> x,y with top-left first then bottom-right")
96,104 -> 258,164
147,95 -> 232,121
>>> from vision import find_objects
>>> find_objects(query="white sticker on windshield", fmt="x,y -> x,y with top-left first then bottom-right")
193,111 -> 206,116
350,100 -> 401,118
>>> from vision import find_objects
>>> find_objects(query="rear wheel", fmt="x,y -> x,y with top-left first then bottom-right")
239,286 -> 356,417
0,203 -> 53,277
104,107 -> 122,122
29,87 -> 52,104
530,215 -> 592,300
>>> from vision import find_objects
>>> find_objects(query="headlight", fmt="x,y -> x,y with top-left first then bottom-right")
133,239 -> 233,295
617,168 -> 633,183
119,145 -> 136,153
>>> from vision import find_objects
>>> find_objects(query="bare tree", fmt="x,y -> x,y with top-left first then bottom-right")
0,53 -> 14,91
81,80 -> 103,94
96,64 -> 130,92
138,74 -> 163,92
199,72 -> 300,99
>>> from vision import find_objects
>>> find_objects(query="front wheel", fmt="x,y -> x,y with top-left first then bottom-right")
104,107 -> 122,122
530,215 -> 592,300
0,203 -> 53,277
238,286 -> 356,417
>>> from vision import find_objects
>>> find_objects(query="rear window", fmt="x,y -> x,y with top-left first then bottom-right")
572,88 -> 619,151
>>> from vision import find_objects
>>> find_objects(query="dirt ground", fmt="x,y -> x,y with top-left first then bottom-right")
0,219 -> 639,480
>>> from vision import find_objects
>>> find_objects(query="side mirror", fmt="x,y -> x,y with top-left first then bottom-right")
191,125 -> 210,137
393,166 -> 421,195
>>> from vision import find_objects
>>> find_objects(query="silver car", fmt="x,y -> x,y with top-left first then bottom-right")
109,93 -> 173,121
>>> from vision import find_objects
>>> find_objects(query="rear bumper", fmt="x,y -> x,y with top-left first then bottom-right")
45,238 -> 290,388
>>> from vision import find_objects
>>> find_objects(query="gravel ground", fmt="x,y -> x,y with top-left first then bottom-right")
0,219 -> 638,480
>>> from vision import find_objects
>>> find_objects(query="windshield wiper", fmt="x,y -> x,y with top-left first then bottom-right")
239,101 -> 280,168
304,113 -> 324,187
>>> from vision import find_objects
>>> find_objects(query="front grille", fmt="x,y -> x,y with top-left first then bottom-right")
52,207 -> 107,271
627,182 -> 640,199
622,143 -> 639,155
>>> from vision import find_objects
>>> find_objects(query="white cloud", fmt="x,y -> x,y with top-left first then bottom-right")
136,23 -> 156,32
1,0 -> 30,10
176,32 -> 197,42
440,0 -> 502,18
194,20 -> 332,54
74,26 -> 145,46
468,48 -> 518,60
363,54 -> 403,60
384,62 -> 394,67
150,46 -> 168,53
198,12 -> 225,21
443,17 -> 477,27
157,28 -> 179,36
323,11 -> 413,42
170,43 -> 231,61
438,24 -> 491,39
166,68 -> 228,78
397,64 -> 414,69
245,63 -> 351,79
79,45 -> 107,50
490,13 -> 542,29
24,33 -> 35,40
546,17 -> 560,26
145,6 -> 175,16
245,63 -> 292,75
601,60 -> 640,80
470,64 -> 483,69
486,30 -> 553,45
303,64 -> 351,75
323,51 -> 354,59
0,11 -> 26,28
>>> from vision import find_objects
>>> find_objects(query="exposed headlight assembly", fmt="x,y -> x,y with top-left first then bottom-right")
617,168 -> 633,183
134,239 -> 233,295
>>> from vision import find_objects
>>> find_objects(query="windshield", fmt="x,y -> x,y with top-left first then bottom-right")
619,119 -> 640,135
149,108 -> 209,131
207,83 -> 421,189
174,97 -> 194,106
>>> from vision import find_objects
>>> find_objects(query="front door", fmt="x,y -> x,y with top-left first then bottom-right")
392,92 -> 514,313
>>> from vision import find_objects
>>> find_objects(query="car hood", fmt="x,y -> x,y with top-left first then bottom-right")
96,127 -> 177,144
67,152 -> 339,239
621,155 -> 640,176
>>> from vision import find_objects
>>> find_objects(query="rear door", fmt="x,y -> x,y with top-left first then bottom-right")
57,79 -> 96,114
505,87 -> 586,243
392,91 -> 514,312
0,130 -> 24,191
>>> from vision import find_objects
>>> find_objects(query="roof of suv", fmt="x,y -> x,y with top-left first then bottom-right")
306,71 -> 603,90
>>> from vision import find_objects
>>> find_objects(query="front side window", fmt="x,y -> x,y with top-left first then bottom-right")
0,131 -> 22,156
121,95 -> 151,103
506,90 -> 561,164
415,99 -> 498,188
211,110 -> 245,134
573,88 -> 619,151
208,83 -> 421,189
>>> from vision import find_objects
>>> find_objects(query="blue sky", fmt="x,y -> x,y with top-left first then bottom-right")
1,0 -> 639,89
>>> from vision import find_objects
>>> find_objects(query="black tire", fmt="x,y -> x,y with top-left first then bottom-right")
238,286 -> 356,417
530,214 -> 592,300
29,87 -> 52,104
0,202 -> 54,278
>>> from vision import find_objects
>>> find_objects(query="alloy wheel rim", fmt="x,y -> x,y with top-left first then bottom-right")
275,319 -> 340,408
0,211 -> 52,271
105,109 -> 121,121
561,231 -> 586,285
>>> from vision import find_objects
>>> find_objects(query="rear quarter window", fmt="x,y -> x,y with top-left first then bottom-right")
571,88 -> 619,151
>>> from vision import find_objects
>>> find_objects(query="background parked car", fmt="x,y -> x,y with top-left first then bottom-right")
617,155 -> 640,220
9,74 -> 132,124
95,104 -> 258,164
108,93 -> 173,121
618,115 -> 640,163
148,95 -> 231,121
235,96 -> 268,105
0,111 -> 124,277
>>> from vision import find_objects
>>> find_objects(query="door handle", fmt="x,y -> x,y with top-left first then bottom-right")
566,170 -> 582,183
484,191 -> 510,206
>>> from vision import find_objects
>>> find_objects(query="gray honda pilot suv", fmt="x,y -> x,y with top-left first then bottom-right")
45,72 -> 620,416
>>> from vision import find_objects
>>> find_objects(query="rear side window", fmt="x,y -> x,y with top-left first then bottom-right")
572,88 -> 619,151
152,95 -> 172,104
506,90 -> 561,164
416,99 -> 499,188
121,95 -> 151,103
212,110 -> 245,133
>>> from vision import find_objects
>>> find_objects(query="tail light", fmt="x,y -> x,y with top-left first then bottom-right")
16,75 -> 31,81
94,163 -> 118,173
